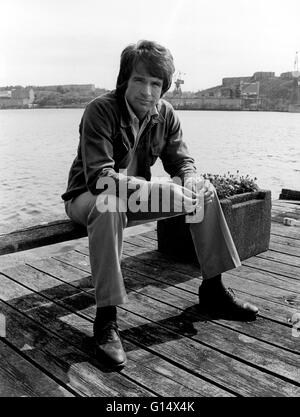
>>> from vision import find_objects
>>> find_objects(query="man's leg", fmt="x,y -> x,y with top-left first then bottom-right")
190,188 -> 258,319
65,191 -> 127,368
65,191 -> 128,307
189,187 -> 241,279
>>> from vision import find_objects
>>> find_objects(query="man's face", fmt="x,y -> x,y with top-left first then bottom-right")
125,62 -> 163,120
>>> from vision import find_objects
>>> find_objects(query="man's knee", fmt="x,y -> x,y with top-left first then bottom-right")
95,194 -> 127,214
86,194 -> 128,229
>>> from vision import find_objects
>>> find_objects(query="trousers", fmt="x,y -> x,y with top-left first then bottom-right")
64,187 -> 241,307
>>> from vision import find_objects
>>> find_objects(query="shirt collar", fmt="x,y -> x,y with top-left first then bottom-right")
125,97 -> 159,125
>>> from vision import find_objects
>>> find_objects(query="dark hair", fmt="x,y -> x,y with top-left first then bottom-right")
116,40 -> 175,97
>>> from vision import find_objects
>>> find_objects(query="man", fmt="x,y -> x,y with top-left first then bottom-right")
62,40 -> 258,369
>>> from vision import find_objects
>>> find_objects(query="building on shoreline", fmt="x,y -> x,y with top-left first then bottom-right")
1,75 -> 300,112
166,71 -> 300,112
0,84 -> 98,109
0,87 -> 35,109
33,84 -> 95,94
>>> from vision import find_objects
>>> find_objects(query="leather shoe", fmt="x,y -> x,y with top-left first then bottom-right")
94,320 -> 127,368
198,278 -> 258,320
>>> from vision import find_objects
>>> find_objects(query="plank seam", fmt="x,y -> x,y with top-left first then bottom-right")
52,252 -> 298,330
0,302 -> 81,397
119,303 -> 300,390
0,272 -> 233,397
42,255 -> 300,356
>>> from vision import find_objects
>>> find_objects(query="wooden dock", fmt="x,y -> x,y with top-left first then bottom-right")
0,199 -> 299,397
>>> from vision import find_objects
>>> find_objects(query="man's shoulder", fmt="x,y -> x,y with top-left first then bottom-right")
157,98 -> 178,124
158,97 -> 174,112
83,90 -> 120,121
88,90 -> 118,109
157,97 -> 176,117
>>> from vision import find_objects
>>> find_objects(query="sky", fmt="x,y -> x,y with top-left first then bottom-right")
1,0 -> 300,91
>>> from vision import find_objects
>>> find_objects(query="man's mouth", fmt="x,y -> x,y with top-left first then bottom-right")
137,98 -> 152,105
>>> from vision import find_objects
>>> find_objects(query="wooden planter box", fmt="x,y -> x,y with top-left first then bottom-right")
157,189 -> 272,263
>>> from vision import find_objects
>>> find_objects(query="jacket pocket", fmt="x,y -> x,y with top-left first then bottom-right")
113,132 -> 130,163
149,142 -> 162,166
151,143 -> 161,156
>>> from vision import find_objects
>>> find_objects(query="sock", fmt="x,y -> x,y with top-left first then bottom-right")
95,306 -> 117,325
201,274 -> 222,287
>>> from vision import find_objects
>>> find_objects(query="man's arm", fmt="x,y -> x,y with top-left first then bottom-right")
159,106 -> 197,181
160,104 -> 214,206
80,99 -> 147,198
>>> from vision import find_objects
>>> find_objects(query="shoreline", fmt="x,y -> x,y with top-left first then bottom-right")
1,106 -> 299,113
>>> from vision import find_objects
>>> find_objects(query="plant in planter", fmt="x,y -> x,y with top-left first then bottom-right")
202,171 -> 259,199
157,172 -> 272,263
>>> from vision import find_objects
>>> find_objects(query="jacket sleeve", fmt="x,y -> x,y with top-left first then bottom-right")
80,99 -> 149,198
160,105 -> 197,182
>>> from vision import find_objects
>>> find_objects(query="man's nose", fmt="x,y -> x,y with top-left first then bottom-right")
141,83 -> 152,97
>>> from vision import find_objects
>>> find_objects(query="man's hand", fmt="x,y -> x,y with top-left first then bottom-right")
184,175 -> 214,206
154,181 -> 197,214
203,179 -> 214,206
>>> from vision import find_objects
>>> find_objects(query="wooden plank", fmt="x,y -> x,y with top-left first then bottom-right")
70,240 -> 300,326
271,222 -> 300,240
271,233 -> 300,249
272,200 -> 300,208
59,313 -> 233,397
0,271 -> 232,397
1,199 -> 299,397
0,264 -> 88,308
22,253 -> 300,395
38,250 -> 300,355
121,258 -> 300,352
243,256 -> 300,280
272,202 -> 300,214
228,265 -> 300,293
0,294 -> 153,397
126,254 -> 299,324
257,250 -> 300,268
125,233 -> 300,286
61,293 -> 300,397
141,229 -> 158,241
0,198 -> 296,256
0,220 -> 87,256
118,301 -> 300,396
271,207 -> 300,218
121,270 -> 300,384
269,232 -> 300,257
65,244 -> 300,307
272,212 -> 300,223
114,243 -> 300,294
9,250 -> 300,394
0,218 -> 151,256
269,241 -> 300,257
120,237 -> 299,304
123,342 -> 234,397
0,339 -> 74,397
136,227 -> 300,259
279,189 -> 300,201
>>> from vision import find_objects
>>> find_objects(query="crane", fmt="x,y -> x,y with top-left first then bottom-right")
294,51 -> 299,72
173,71 -> 186,95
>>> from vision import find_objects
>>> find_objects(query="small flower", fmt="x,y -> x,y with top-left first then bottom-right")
202,171 -> 259,198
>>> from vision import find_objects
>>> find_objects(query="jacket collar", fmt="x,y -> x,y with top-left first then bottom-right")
116,89 -> 165,128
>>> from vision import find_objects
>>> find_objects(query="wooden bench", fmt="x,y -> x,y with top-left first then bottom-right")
0,219 -> 87,256
0,196 -> 300,397
0,189 -> 272,259
0,218 -> 157,256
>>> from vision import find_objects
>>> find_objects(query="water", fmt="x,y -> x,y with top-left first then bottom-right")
0,108 -> 299,234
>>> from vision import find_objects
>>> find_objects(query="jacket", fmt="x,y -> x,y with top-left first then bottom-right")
61,89 -> 197,201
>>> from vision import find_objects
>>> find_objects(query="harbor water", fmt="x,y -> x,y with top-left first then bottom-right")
0,108 -> 299,234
